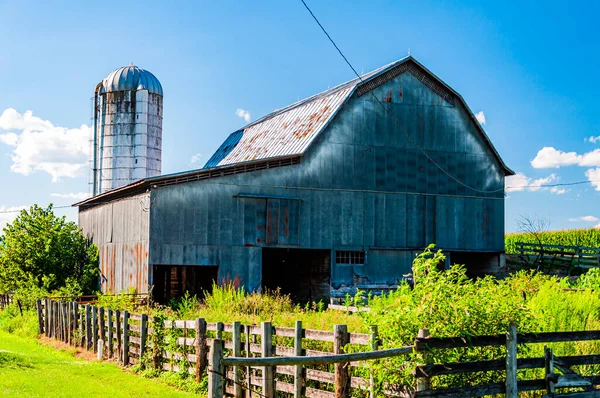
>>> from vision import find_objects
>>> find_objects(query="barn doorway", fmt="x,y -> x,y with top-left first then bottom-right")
262,248 -> 331,302
152,265 -> 219,304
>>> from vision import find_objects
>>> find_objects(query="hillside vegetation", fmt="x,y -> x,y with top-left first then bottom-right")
505,227 -> 600,253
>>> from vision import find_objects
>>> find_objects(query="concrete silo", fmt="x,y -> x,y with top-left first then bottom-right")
92,65 -> 163,195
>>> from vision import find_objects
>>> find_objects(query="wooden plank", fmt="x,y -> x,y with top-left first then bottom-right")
129,324 -> 142,333
208,339 -> 224,398
129,336 -> 141,345
273,346 -> 295,356
129,313 -> 142,321
85,304 -> 91,350
307,369 -> 334,383
92,306 -> 98,352
107,310 -> 113,358
334,324 -> 350,398
123,311 -> 130,366
416,357 -> 545,377
506,323 -> 517,398
348,333 -> 370,345
196,318 -> 207,382
176,337 -> 196,346
233,322 -> 243,398
36,300 -> 43,335
273,326 -> 295,338
275,381 -> 295,394
416,329 -> 431,393
305,388 -> 335,398
294,320 -> 304,398
223,346 -> 414,367
369,325 -> 379,398
305,349 -> 333,357
262,322 -> 274,398
116,310 -> 122,363
305,329 -> 334,342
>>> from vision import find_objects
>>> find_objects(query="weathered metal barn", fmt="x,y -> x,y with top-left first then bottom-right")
76,56 -> 513,302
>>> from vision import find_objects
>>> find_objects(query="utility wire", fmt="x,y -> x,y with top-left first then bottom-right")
1,176 -> 599,216
299,0 -> 510,194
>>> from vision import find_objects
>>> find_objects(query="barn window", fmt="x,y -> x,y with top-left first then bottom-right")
336,250 -> 365,265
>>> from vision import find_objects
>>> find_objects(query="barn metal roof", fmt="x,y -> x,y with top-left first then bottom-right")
100,65 -> 163,96
203,56 -> 512,177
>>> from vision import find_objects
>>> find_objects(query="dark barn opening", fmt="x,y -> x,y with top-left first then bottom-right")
262,248 -> 331,302
152,265 -> 219,304
448,252 -> 503,277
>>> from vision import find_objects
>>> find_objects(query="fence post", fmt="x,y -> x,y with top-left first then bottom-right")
67,301 -> 72,344
85,304 -> 91,350
116,310 -> 122,363
416,329 -> 431,393
246,325 -> 253,398
232,322 -> 243,398
195,318 -> 207,381
506,323 -> 518,398
123,311 -> 130,366
294,320 -> 305,398
261,322 -> 274,398
35,300 -> 43,335
140,314 -> 148,359
208,339 -> 224,398
369,325 -> 379,398
99,307 -> 105,353
217,322 -> 224,340
92,306 -> 99,352
44,299 -> 49,337
107,309 -> 113,358
73,302 -> 78,341
63,302 -> 68,342
334,324 -> 350,398
545,346 -> 555,395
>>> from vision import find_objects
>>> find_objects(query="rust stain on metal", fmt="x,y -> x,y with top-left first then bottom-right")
216,87 -> 352,166
382,90 -> 393,103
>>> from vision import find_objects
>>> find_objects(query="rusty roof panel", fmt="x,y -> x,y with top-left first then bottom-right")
206,86 -> 354,168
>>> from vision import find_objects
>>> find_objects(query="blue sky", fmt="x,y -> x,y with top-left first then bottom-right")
0,0 -> 599,232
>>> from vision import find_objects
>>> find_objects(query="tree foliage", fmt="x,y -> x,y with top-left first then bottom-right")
0,204 -> 99,296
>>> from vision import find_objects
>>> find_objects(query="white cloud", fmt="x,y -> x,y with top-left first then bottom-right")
585,136 -> 600,144
531,147 -> 580,168
505,172 -> 565,194
585,167 -> 600,191
569,216 -> 599,222
50,192 -> 90,201
190,153 -> 202,166
0,205 -> 27,232
531,146 -> 600,169
475,111 -> 486,125
550,187 -> 567,195
235,108 -> 251,123
0,108 -> 91,182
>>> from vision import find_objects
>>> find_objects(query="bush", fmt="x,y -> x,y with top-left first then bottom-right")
359,246 -> 538,392
0,304 -> 39,338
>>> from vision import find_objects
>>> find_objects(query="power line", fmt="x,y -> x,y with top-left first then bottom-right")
299,0 -> 509,194
0,205 -> 73,214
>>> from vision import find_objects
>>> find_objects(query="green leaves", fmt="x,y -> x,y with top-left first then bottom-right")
0,204 -> 99,299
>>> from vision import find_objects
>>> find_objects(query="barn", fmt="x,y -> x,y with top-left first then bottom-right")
76,56 -> 513,303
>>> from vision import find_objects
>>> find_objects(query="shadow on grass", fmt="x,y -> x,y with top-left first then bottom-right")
0,351 -> 34,369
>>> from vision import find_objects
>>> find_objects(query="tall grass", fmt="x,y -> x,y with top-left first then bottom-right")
506,228 -> 600,253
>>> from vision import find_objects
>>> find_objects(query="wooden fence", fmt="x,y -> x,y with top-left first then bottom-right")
515,242 -> 600,273
36,299 -> 600,398
0,292 -> 12,309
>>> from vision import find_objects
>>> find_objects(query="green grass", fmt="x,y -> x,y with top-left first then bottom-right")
0,330 -> 193,397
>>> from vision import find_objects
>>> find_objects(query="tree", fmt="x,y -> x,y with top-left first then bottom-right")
0,204 -> 99,295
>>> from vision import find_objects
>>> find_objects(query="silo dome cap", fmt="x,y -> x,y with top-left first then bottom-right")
100,65 -> 163,96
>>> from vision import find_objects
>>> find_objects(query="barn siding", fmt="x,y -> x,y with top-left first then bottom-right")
79,193 -> 151,293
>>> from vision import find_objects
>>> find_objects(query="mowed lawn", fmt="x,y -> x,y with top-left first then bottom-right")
0,331 -> 193,397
